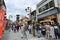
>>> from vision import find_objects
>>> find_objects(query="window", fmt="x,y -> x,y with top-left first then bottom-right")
39,8 -> 42,13
37,0 -> 47,8
39,5 -> 46,13
49,1 -> 54,8
42,6 -> 46,11
38,0 -> 54,13
45,3 -> 49,9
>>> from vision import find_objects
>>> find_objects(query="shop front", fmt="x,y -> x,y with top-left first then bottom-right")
37,8 -> 59,24
39,15 -> 57,23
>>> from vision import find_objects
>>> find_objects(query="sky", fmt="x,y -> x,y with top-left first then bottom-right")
4,0 -> 41,22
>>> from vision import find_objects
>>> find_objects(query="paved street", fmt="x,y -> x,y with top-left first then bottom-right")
2,30 -> 10,40
2,30 -> 47,40
1,0 -> 60,40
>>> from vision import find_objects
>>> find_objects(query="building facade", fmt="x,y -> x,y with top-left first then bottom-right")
36,0 -> 60,24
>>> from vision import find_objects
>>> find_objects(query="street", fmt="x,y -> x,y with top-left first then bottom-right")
2,30 -> 47,40
0,0 -> 60,40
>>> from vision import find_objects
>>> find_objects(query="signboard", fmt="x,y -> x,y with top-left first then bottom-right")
0,10 -> 5,38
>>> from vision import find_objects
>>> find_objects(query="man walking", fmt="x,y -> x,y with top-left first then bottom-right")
21,23 -> 28,39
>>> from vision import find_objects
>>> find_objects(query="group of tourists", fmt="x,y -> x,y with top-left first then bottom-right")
7,23 -> 20,33
6,21 -> 60,40
12,23 -> 20,32
28,22 -> 60,40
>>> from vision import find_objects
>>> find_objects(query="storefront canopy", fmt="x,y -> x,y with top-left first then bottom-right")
37,8 -> 58,19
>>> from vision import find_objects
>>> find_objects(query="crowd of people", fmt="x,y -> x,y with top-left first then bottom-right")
6,22 -> 21,33
28,22 -> 60,40
6,21 -> 60,40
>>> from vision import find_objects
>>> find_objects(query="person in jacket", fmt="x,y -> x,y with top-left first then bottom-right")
36,24 -> 41,38
54,24 -> 58,40
41,23 -> 46,36
28,24 -> 32,34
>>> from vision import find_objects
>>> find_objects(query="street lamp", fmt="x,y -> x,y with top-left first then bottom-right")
9,15 -> 13,21
25,7 -> 31,14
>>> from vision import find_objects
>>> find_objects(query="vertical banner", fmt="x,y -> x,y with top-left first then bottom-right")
0,10 -> 5,38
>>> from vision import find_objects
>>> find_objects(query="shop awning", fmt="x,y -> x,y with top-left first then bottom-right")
37,8 -> 58,19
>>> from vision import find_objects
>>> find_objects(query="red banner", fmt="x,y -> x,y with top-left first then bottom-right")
0,10 -> 6,38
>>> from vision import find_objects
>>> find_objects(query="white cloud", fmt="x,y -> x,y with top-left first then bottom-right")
4,0 -> 42,21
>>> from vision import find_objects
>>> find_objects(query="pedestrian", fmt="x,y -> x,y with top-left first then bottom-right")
50,25 -> 55,40
36,24 -> 41,38
8,24 -> 12,32
58,23 -> 60,40
21,23 -> 28,39
15,24 -> 17,31
41,23 -> 46,37
32,23 -> 36,37
28,24 -> 32,34
13,24 -> 16,33
54,24 -> 58,40
16,24 -> 20,32
46,22 -> 50,40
